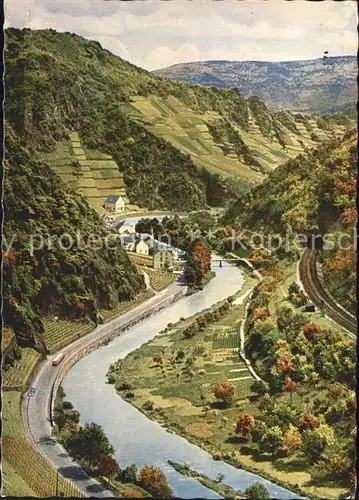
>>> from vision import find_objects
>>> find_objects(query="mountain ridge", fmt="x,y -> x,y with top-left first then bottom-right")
5,28 -> 353,213
154,56 -> 357,114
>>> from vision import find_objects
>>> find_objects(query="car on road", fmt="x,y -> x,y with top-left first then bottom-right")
52,352 -> 65,366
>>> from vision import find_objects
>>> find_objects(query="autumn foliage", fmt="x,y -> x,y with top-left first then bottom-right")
284,376 -> 300,393
235,413 -> 255,437
283,425 -> 302,450
213,381 -> 234,406
251,307 -> 269,323
139,465 -> 172,498
302,322 -> 322,341
98,454 -> 119,478
299,412 -> 320,432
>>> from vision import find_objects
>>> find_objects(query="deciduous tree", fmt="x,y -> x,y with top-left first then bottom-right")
139,465 -> 172,499
235,413 -> 255,438
213,381 -> 234,407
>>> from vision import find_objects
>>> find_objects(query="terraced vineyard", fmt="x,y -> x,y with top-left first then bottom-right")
100,290 -> 155,322
2,392 -> 84,498
2,348 -> 41,390
45,132 -> 128,213
142,268 -> 176,292
43,290 -> 155,353
128,94 -> 347,182
43,318 -> 94,354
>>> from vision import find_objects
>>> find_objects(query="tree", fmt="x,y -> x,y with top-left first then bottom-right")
299,412 -> 319,432
98,454 -> 119,478
275,339 -> 294,374
283,425 -> 302,451
301,431 -> 326,464
283,376 -> 300,405
258,426 -> 283,456
213,381 -> 234,407
118,464 -> 138,484
251,379 -> 269,396
70,422 -> 114,467
139,465 -> 172,499
235,413 -> 255,438
245,482 -> 270,500
302,322 -> 322,341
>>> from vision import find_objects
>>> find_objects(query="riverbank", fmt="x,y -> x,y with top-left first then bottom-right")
169,461 -> 245,498
107,271 -> 313,499
21,279 -> 188,498
109,257 -> 350,500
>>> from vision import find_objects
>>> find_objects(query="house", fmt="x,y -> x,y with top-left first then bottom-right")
117,220 -> 136,235
135,240 -> 150,256
104,195 -> 125,214
121,234 -> 136,252
153,249 -> 174,270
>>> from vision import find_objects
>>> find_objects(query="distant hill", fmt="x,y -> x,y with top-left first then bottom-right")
154,57 -> 357,114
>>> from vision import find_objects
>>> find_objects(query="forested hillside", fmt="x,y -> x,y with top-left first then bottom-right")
224,129 -> 357,313
3,126 -> 145,349
5,28 -> 349,211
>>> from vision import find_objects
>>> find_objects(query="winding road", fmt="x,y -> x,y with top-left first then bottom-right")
22,281 -> 186,497
299,249 -> 356,337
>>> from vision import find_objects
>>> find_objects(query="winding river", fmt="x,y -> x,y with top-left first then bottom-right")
63,242 -> 301,498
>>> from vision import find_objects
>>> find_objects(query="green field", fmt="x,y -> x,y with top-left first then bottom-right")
109,286 -> 254,432
45,132 -> 128,213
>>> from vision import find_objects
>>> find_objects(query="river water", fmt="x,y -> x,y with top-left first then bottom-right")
63,258 -> 301,499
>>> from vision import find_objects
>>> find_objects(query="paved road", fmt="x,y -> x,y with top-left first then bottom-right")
299,249 -> 356,337
22,281 -> 186,497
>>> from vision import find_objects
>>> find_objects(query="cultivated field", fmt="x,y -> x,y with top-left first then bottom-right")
2,392 -> 84,497
43,290 -> 155,353
45,131 -> 128,213
2,348 -> 41,391
141,268 -> 176,292
128,95 -> 347,183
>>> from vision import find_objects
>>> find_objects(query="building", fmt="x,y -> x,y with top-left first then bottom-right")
136,240 -> 150,256
117,220 -> 136,235
104,195 -> 125,214
153,249 -> 174,270
121,234 -> 136,252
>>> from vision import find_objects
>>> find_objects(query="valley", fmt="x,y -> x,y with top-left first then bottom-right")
2,17 -> 357,500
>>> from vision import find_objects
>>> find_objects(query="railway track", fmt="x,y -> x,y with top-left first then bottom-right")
299,249 -> 356,337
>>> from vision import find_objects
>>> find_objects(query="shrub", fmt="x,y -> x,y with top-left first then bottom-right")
142,400 -> 154,411
115,380 -> 133,391
245,482 -> 270,500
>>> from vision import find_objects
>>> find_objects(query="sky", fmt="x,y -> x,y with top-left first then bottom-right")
5,0 -> 358,70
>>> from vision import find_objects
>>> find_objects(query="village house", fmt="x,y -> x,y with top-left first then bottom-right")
153,249 -> 174,270
121,234 -> 136,252
117,220 -> 136,235
135,239 -> 150,256
103,195 -> 125,214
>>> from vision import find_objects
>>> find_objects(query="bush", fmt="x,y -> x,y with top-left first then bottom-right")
245,482 -> 270,499
251,379 -> 269,396
118,464 -> 138,484
142,400 -> 154,411
62,401 -> 74,410
115,380 -> 133,391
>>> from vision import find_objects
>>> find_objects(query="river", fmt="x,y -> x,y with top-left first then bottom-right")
63,255 -> 301,499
